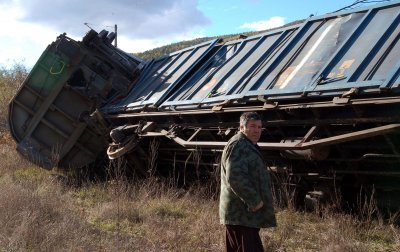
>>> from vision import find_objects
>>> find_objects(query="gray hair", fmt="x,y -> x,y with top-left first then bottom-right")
240,112 -> 262,127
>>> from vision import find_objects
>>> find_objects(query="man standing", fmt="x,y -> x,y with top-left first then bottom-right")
220,112 -> 276,252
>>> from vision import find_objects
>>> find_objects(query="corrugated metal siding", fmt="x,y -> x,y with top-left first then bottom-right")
104,1 -> 400,113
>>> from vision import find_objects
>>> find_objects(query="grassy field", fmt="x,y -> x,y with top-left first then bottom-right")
1,65 -> 399,251
0,138 -> 399,251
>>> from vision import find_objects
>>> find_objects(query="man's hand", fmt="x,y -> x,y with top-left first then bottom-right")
251,201 -> 264,212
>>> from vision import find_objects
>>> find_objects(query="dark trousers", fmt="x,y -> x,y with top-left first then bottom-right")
225,225 -> 264,252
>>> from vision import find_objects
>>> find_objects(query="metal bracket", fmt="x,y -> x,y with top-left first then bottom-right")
212,100 -> 231,111
263,101 -> 278,109
332,97 -> 350,104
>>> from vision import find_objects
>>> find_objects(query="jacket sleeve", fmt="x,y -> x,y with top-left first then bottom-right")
225,142 -> 262,210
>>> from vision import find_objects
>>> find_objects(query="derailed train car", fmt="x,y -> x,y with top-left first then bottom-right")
8,1 -> 400,211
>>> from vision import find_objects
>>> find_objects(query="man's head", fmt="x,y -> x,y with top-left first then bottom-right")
239,112 -> 262,144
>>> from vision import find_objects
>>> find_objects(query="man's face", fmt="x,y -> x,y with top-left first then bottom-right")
240,119 -> 262,144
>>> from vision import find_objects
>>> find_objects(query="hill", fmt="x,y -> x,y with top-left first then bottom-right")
133,20 -> 304,60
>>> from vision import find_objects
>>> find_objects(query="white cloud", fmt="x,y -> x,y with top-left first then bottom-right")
11,0 -> 210,40
0,2 -> 59,68
239,16 -> 285,31
0,0 -> 211,67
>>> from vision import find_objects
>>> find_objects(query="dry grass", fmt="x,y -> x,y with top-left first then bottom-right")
0,142 -> 225,251
0,141 -> 399,251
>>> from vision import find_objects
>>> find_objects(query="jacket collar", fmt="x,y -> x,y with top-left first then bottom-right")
238,132 -> 256,146
237,132 -> 265,162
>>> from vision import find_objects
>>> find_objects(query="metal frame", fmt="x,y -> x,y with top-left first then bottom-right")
135,124 -> 400,151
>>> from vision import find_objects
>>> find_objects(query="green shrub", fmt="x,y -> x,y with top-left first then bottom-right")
0,63 -> 28,132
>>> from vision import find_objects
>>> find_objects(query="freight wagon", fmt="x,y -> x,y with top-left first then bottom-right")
9,1 -> 400,211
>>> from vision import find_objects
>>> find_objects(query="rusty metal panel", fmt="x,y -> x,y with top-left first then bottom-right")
239,3 -> 400,99
158,26 -> 300,109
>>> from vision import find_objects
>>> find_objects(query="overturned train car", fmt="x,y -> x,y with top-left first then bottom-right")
9,1 -> 400,211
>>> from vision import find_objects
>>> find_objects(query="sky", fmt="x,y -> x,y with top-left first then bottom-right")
0,0 -> 388,68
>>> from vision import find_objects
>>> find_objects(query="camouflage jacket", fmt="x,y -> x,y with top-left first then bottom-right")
219,132 -> 277,228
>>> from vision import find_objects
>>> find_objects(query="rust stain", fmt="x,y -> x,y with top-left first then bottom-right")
275,66 -> 296,87
201,78 -> 218,91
